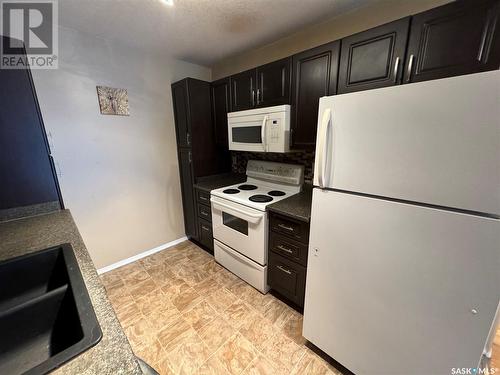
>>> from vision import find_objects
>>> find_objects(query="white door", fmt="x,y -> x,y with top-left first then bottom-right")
314,71 -> 500,215
303,189 -> 500,375
211,196 -> 268,265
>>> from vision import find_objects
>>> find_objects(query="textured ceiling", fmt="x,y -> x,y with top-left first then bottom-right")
59,0 -> 371,66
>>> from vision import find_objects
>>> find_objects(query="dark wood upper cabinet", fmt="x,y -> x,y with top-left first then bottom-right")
211,77 -> 231,147
291,41 -> 340,149
404,0 -> 500,83
171,80 -> 191,148
0,36 -> 62,210
230,68 -> 256,111
338,17 -> 411,94
256,57 -> 292,107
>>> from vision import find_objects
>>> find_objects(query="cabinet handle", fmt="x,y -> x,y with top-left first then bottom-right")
277,265 -> 292,275
201,225 -> 210,232
201,211 -> 209,217
406,55 -> 414,83
256,89 -> 261,105
251,90 -> 255,107
199,196 -> 208,202
188,151 -> 192,163
186,132 -> 191,146
393,57 -> 400,83
478,16 -> 491,62
278,223 -> 294,232
277,245 -> 293,254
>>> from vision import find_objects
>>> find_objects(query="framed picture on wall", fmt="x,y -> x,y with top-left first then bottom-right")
96,86 -> 129,116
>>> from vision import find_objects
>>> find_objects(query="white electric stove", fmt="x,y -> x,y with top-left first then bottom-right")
211,160 -> 304,293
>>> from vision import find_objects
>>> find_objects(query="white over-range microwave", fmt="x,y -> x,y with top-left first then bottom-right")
227,105 -> 291,153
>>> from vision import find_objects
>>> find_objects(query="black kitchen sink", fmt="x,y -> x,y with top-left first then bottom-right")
0,244 -> 102,375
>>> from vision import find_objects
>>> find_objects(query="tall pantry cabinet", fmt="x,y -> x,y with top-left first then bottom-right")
171,78 -> 229,242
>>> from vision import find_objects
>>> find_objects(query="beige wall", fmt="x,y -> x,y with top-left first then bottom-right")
32,26 -> 211,269
212,0 -> 452,80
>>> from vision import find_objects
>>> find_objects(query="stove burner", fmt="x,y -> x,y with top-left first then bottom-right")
249,194 -> 273,203
223,189 -> 240,194
238,184 -> 258,191
268,190 -> 286,197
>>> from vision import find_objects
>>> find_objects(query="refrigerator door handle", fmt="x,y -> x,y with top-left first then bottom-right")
317,108 -> 331,188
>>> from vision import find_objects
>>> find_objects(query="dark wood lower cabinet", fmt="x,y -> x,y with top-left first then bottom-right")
198,218 -> 213,252
194,187 -> 214,253
268,212 -> 310,307
268,252 -> 307,307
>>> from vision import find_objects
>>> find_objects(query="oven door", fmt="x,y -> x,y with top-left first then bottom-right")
228,113 -> 267,152
211,196 -> 268,265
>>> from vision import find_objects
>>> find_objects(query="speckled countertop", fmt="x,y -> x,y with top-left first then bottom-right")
267,184 -> 313,223
194,173 -> 246,193
0,210 -> 142,375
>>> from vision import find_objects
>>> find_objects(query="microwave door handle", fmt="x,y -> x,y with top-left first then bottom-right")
317,108 -> 331,188
261,115 -> 268,152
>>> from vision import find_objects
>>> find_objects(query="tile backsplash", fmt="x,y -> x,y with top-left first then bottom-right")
231,150 -> 315,183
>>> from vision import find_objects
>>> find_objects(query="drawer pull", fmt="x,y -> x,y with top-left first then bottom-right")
277,245 -> 293,254
276,265 -> 292,275
201,225 -> 210,232
201,211 -> 209,216
199,196 -> 209,202
278,223 -> 294,232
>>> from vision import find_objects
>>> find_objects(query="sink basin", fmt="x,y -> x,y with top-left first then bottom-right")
0,244 -> 102,375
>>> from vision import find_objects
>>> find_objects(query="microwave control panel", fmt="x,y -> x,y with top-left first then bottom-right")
269,119 -> 281,143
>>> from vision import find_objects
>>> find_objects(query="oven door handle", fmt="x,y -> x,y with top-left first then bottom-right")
211,199 -> 263,224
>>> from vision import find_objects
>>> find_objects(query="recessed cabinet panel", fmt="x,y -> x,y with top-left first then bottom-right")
291,41 -> 340,149
171,81 -> 191,148
178,149 -> 197,239
349,36 -> 393,83
404,0 -> 500,83
211,78 -> 231,147
338,17 -> 410,93
256,57 -> 291,107
230,69 -> 256,112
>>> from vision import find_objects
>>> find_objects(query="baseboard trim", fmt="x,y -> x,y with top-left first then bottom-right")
97,236 -> 188,275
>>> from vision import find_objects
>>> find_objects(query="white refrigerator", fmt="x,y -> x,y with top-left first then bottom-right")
303,71 -> 500,375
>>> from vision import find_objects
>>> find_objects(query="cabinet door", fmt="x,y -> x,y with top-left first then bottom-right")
178,149 -> 197,239
291,41 -> 340,149
268,251 -> 307,307
230,69 -> 256,111
404,0 -> 500,83
211,77 -> 231,147
338,18 -> 410,94
171,80 -> 191,148
256,57 -> 291,107
0,38 -> 61,210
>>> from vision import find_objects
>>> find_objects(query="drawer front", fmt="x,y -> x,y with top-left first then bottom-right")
269,232 -> 308,266
268,252 -> 306,306
197,203 -> 212,221
198,218 -> 213,251
270,213 -> 309,244
196,189 -> 211,205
